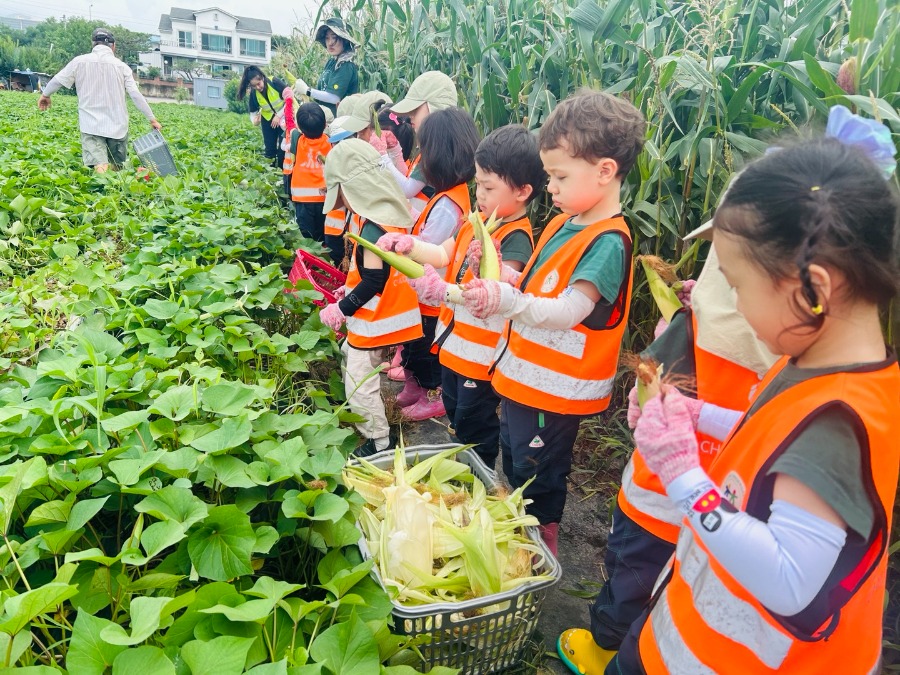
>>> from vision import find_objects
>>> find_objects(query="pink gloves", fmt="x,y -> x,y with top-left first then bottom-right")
676,279 -> 696,308
332,286 -> 347,301
466,238 -> 520,284
383,130 -> 399,149
461,279 -> 503,319
377,233 -> 415,254
628,386 -> 705,431
369,134 -> 387,154
633,393 -> 701,487
319,303 -> 345,331
408,265 -> 448,305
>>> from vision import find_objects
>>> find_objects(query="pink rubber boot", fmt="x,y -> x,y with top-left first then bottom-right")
402,387 -> 446,421
395,374 -> 424,408
387,347 -> 406,381
538,523 -> 559,557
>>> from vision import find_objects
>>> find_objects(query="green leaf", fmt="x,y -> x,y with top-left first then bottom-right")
310,613 -> 379,675
67,613 -> 127,675
68,496 -> 109,531
201,382 -> 259,416
0,459 -> 36,535
101,410 -> 150,434
850,0 -> 877,42
143,299 -> 180,320
181,636 -> 256,675
100,596 -> 172,645
187,505 -> 256,581
188,416 -> 252,454
140,520 -> 188,558
245,661 -> 288,675
134,486 -> 209,528
149,385 -> 196,421
0,632 -> 32,667
0,584 -> 78,635
112,646 -> 175,675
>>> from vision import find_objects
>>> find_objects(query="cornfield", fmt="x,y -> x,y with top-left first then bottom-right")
285,0 -> 900,662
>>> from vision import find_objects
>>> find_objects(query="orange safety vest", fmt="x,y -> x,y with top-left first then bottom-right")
491,214 -> 632,416
324,208 -> 348,237
618,310 -> 763,542
344,220 -> 424,349
434,215 -> 533,381
638,355 -> 900,674
412,182 -> 471,318
283,145 -> 295,175
407,156 -> 430,215
290,134 -> 331,202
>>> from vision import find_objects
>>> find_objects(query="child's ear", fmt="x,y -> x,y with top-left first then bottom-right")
514,184 -> 533,204
596,158 -> 619,185
807,263 -> 833,310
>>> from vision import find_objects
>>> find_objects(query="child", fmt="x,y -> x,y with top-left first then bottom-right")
557,239 -> 777,671
460,91 -> 646,554
322,96 -> 364,265
317,139 -> 423,456
611,120 -> 900,674
384,71 -> 459,216
377,125 -> 546,466
290,102 -> 331,242
390,107 -> 480,421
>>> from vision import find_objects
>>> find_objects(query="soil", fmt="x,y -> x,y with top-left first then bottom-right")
384,376 -> 613,675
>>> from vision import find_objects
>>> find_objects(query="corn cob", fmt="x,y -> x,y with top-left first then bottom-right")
635,359 -> 663,408
638,255 -> 682,323
346,233 -> 425,278
468,209 -> 500,280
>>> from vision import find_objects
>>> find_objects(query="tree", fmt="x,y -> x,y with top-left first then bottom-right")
224,78 -> 247,114
172,58 -> 210,82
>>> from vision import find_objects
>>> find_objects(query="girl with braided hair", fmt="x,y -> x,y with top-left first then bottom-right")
604,107 -> 900,675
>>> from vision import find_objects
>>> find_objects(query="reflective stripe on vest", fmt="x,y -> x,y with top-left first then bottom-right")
255,82 -> 284,121
290,135 -> 331,203
618,309 -> 762,543
324,209 -> 347,237
639,356 -> 900,674
436,216 -> 531,380
283,150 -> 295,175
344,221 -> 423,349
412,182 -> 471,317
491,214 -> 632,416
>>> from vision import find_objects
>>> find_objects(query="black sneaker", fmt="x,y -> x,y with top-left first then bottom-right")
353,432 -> 398,458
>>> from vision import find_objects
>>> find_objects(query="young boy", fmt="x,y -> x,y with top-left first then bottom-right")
460,91 -> 646,554
290,102 -> 331,241
377,124 -> 546,467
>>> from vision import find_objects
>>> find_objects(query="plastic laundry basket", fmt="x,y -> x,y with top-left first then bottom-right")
350,444 -> 562,674
132,130 -> 178,176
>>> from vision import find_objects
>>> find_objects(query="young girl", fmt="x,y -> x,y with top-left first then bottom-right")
612,124 -> 899,674
391,107 -> 479,421
317,139 -> 422,456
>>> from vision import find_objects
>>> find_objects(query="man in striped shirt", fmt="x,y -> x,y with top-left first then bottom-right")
38,28 -> 161,173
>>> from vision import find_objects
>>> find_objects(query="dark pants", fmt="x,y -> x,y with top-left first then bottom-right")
324,234 -> 346,267
295,202 -> 326,242
441,369 -> 501,468
499,398 -> 581,524
261,121 -> 284,167
401,315 -> 442,390
282,174 -> 291,200
590,504 -> 675,650
605,608 -> 650,675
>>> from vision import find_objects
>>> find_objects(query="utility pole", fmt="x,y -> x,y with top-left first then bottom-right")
89,4 -> 93,22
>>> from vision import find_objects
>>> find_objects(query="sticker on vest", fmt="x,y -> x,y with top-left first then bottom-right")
540,270 -> 560,294
691,488 -> 721,514
699,510 -> 722,532
463,379 -> 478,389
529,436 -> 545,448
722,471 -> 745,507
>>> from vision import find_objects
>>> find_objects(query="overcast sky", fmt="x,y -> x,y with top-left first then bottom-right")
0,0 -> 322,35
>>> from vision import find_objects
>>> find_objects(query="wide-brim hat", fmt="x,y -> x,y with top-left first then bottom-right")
683,220 -> 713,241
322,138 -> 413,231
342,90 -> 394,134
315,17 -> 358,48
391,71 -> 458,115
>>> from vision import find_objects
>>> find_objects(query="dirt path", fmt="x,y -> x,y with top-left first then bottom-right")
386,379 -> 612,674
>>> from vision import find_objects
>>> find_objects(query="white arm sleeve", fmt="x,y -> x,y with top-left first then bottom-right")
697,404 -> 744,441
419,197 -> 461,245
386,145 -> 408,174
496,285 -> 595,330
409,239 -> 453,268
385,159 -> 427,198
309,87 -> 341,105
667,468 -> 846,616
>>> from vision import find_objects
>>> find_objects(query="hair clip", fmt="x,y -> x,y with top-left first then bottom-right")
825,105 -> 896,179
389,112 -> 399,125
811,304 -> 824,315
809,185 -> 821,191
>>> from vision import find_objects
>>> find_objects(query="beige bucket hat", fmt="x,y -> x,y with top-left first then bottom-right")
322,138 -> 414,231
342,90 -> 394,134
390,71 -> 458,114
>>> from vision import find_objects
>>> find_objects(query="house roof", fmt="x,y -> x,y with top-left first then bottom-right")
159,7 -> 272,34
0,15 -> 41,30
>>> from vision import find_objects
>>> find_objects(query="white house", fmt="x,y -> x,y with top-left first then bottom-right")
141,7 -> 272,77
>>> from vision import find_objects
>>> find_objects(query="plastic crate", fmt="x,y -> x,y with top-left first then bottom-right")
288,249 -> 346,307
350,444 -> 562,675
132,130 -> 178,176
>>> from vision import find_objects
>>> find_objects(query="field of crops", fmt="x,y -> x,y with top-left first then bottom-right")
0,93 -> 469,674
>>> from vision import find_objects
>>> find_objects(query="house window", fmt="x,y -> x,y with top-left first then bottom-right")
178,31 -> 193,48
240,38 -> 266,58
207,85 -> 221,99
201,34 -> 232,53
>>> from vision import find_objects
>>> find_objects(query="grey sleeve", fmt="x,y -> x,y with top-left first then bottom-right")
768,408 -> 874,538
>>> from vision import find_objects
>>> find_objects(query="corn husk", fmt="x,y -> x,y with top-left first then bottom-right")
636,360 -> 663,408
638,255 -> 682,322
468,209 -> 500,280
346,233 -> 425,278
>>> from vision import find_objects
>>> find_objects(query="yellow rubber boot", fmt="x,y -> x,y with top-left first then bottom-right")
557,628 -> 617,675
